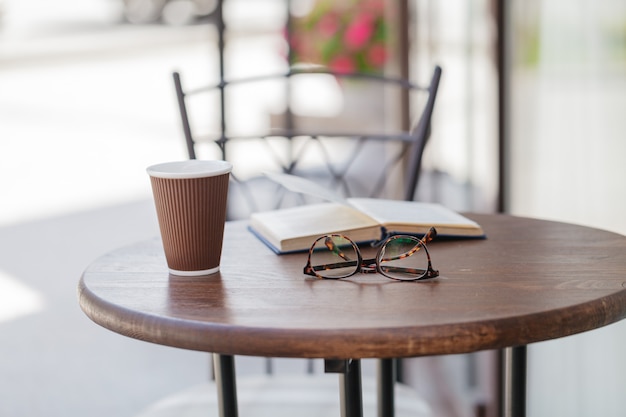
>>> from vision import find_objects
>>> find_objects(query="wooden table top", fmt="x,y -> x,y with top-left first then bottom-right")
78,214 -> 626,359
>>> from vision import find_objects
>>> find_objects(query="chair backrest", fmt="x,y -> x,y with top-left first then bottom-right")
403,66 -> 442,201
173,66 -> 442,219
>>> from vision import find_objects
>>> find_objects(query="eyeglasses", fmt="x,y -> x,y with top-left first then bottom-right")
303,227 -> 439,281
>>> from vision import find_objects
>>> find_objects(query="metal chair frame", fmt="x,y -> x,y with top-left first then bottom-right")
173,66 -> 442,218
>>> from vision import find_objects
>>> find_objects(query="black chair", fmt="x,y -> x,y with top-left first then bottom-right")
173,66 -> 442,219
162,66 -> 443,417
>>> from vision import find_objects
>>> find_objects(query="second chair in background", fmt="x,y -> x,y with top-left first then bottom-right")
173,66 -> 442,219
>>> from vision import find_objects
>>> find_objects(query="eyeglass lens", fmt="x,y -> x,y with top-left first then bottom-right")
377,236 -> 430,280
309,235 -> 360,279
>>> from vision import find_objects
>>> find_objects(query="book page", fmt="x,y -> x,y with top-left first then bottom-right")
249,202 -> 381,252
347,198 -> 481,228
263,172 -> 347,205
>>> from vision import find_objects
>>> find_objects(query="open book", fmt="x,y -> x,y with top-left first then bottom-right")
248,173 -> 485,254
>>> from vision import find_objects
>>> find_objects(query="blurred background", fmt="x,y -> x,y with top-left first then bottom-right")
0,0 -> 624,416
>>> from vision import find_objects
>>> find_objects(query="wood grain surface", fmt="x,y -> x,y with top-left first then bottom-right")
78,214 -> 626,359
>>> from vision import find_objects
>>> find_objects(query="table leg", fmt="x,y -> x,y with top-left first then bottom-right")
339,359 -> 363,417
326,359 -> 364,417
377,359 -> 395,417
501,346 -> 527,417
213,353 -> 239,417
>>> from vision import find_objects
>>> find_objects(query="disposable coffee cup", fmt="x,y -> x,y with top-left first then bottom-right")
147,160 -> 232,276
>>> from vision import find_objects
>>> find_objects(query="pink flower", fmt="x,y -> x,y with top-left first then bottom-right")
363,0 -> 385,13
367,43 -> 387,67
317,13 -> 340,38
329,56 -> 356,74
344,14 -> 374,50
289,0 -> 390,73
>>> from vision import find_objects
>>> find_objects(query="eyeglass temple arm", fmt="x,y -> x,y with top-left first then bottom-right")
422,227 -> 437,244
379,228 -> 436,263
379,264 -> 439,279
304,260 -> 360,276
324,236 -> 351,261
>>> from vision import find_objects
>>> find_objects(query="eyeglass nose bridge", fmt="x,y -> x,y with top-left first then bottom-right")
359,258 -> 379,274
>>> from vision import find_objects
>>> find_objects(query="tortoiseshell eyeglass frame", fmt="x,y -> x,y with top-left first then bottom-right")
303,227 -> 439,281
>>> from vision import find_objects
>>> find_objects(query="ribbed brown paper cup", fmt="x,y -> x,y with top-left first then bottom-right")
147,160 -> 232,276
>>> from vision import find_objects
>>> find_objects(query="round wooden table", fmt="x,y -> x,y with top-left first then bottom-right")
78,214 -> 626,417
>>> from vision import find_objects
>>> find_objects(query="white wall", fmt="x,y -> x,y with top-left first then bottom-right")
508,1 -> 626,416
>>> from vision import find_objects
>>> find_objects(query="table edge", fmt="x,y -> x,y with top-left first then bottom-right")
77,274 -> 626,358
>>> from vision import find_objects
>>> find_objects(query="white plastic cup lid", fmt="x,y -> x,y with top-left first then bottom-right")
147,160 -> 233,179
